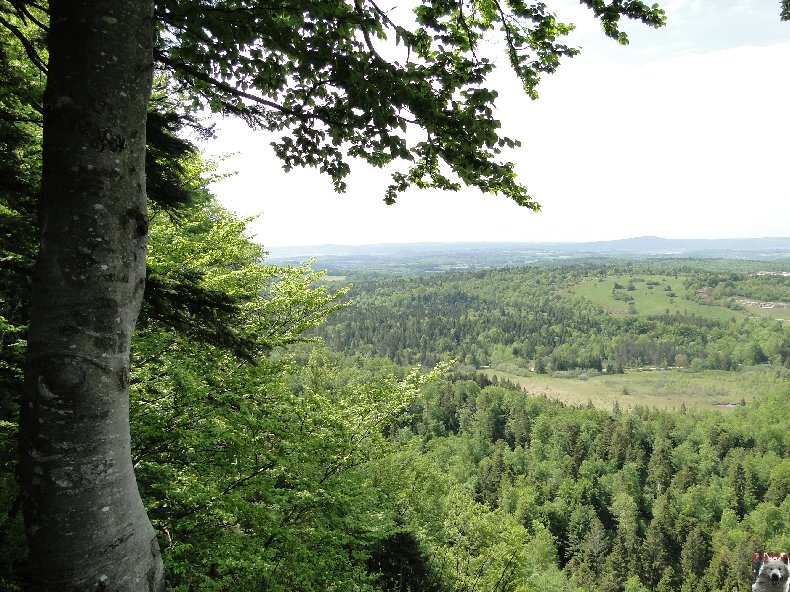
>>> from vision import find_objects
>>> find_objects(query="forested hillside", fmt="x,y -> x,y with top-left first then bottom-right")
4,171 -> 789,590
397,370 -> 790,592
3,137 -> 790,592
317,265 -> 790,373
305,261 -> 790,591
5,127 -> 789,589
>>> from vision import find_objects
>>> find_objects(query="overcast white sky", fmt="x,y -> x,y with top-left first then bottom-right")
203,0 -> 790,247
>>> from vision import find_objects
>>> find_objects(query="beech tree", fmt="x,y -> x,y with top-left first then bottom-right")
4,0 -> 673,589
132,193 -> 426,589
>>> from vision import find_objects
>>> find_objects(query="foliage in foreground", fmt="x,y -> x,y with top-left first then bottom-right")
2,5 -> 789,588
128,196 -> 579,591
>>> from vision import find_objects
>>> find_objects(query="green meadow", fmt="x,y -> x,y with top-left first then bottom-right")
483,366 -> 788,411
570,274 -> 744,321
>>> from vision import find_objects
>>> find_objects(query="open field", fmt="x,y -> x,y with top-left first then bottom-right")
482,367 -> 788,411
570,274 -> 790,323
568,274 -> 747,321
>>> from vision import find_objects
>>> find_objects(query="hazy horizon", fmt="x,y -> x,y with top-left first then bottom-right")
266,235 -> 790,250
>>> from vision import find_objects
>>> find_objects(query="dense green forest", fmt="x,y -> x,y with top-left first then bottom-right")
5,186 -> 790,590
316,265 -> 790,373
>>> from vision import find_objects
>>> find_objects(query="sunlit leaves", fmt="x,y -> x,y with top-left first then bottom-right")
579,0 -> 665,44
154,0 -> 665,208
131,189 -> 443,588
144,193 -> 347,356
131,338 -> 435,588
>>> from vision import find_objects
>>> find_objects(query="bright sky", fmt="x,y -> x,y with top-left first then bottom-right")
203,0 -> 790,247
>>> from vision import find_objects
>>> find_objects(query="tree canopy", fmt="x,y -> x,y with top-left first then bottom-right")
1,0 -> 669,210
153,0 -> 664,206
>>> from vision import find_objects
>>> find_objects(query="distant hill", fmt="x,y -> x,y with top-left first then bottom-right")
267,237 -> 790,272
557,236 -> 790,254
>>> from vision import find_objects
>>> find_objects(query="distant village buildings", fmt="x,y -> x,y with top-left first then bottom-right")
755,271 -> 790,277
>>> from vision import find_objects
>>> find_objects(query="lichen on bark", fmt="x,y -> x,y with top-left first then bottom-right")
19,1 -> 164,590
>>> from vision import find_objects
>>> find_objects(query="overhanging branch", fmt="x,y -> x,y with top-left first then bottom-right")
156,50 -> 303,120
0,11 -> 47,74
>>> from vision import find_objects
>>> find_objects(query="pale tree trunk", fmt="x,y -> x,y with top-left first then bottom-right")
19,1 -> 164,590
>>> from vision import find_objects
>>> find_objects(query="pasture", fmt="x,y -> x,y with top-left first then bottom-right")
569,274 -> 754,322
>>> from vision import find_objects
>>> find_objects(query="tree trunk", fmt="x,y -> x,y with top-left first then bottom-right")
19,1 -> 163,589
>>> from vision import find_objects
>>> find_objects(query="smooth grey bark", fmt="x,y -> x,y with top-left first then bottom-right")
19,1 -> 163,590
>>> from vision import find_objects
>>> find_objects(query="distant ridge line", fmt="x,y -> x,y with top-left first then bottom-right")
267,236 -> 790,258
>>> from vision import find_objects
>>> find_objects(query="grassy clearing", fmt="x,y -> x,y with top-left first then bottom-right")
482,367 -> 787,411
570,274 -> 790,323
569,274 -> 747,322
